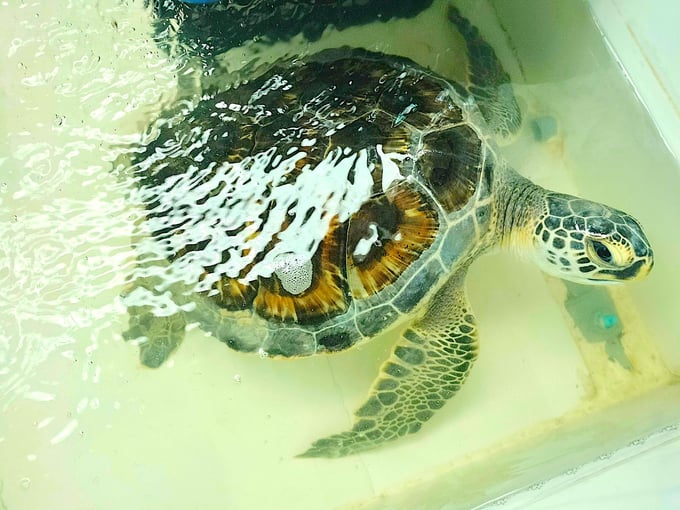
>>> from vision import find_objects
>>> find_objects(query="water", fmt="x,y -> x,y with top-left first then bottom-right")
1,1 -> 678,509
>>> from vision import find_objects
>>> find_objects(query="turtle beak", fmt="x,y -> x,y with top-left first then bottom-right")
630,230 -> 654,279
636,255 -> 654,279
587,254 -> 654,283
620,256 -> 654,281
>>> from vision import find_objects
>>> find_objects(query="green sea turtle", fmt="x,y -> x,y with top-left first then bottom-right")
123,8 -> 654,457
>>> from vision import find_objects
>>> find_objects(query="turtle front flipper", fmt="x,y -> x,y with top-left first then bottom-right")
122,277 -> 188,369
300,270 -> 478,458
448,5 -> 522,139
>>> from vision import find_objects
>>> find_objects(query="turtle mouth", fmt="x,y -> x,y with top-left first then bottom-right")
636,257 -> 654,278
591,258 -> 653,282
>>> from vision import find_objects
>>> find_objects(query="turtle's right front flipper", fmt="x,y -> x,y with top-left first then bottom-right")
449,5 -> 522,139
121,276 -> 187,368
300,270 -> 478,458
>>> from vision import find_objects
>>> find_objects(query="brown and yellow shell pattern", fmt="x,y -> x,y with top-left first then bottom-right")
131,47 -> 489,357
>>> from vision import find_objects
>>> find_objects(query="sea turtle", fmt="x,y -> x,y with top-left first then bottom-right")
122,8 -> 654,458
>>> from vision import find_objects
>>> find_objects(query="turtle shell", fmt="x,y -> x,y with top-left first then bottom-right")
131,47 -> 490,357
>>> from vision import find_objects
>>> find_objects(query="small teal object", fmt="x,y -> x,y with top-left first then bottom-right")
598,313 -> 619,329
181,0 -> 220,3
531,115 -> 558,142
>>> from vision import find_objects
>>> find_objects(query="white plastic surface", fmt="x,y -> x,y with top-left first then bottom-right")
512,429 -> 680,509
590,0 -> 680,162
519,1 -> 680,507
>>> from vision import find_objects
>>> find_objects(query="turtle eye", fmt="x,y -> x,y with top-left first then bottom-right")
590,239 -> 614,265
587,238 -> 635,268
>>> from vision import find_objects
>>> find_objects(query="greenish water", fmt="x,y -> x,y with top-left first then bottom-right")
1,1 -> 678,509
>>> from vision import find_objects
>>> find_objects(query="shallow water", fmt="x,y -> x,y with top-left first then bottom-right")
1,1 -> 678,509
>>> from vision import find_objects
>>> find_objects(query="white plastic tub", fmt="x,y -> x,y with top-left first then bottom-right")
0,1 -> 678,509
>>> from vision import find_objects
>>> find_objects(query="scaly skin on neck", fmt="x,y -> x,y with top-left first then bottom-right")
492,167 -> 546,253
490,165 -> 653,283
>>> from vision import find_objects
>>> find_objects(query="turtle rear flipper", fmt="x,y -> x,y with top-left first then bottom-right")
300,269 -> 478,458
449,5 -> 522,139
122,277 -> 188,368
123,306 -> 187,368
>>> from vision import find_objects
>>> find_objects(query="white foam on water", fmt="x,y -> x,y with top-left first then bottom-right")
273,253 -> 314,295
378,143 -> 407,191
132,143 -> 375,295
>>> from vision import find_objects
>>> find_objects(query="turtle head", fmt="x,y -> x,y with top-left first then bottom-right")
530,193 -> 653,284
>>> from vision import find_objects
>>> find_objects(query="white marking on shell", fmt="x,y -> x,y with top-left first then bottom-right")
352,223 -> 379,260
377,144 -> 406,192
273,252 -> 313,295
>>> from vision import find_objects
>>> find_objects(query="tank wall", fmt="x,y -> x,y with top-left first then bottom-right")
587,0 -> 680,373
486,0 -> 680,374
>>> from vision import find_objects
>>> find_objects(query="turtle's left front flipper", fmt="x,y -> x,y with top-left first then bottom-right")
300,270 -> 478,458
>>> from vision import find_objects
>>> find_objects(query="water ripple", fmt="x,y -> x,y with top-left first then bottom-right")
0,0 -> 180,453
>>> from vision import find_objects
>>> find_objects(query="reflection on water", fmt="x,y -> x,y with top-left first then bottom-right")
0,0 -> 176,456
149,0 -> 435,59
0,0 -> 677,509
